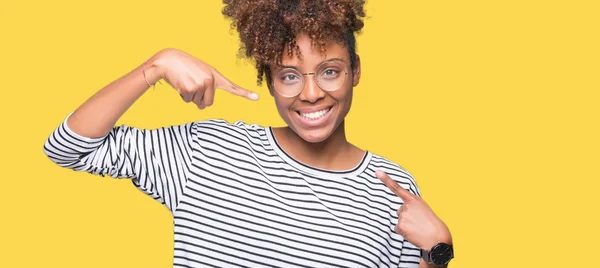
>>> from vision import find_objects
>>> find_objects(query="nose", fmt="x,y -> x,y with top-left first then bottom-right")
298,74 -> 326,103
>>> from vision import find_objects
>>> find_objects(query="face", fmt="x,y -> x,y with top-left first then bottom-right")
268,34 -> 361,143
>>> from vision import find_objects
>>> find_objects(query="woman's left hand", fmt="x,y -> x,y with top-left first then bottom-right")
375,170 -> 452,250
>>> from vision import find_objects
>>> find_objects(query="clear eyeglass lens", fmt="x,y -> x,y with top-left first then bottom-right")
273,62 -> 347,97
316,62 -> 346,90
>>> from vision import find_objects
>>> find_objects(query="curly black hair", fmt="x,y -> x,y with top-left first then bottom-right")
222,0 -> 366,85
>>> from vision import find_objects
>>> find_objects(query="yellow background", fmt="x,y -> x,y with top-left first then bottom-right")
1,0 -> 598,267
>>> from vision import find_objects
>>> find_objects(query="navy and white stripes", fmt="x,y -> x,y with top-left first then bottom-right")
44,113 -> 422,267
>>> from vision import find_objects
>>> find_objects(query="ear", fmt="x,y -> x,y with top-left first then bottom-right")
352,54 -> 361,87
267,82 -> 275,97
265,68 -> 275,97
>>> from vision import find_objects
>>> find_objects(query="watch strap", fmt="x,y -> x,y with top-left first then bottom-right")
420,248 -> 433,264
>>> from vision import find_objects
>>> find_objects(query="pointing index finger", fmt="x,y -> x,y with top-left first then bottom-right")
376,170 -> 416,201
213,70 -> 259,101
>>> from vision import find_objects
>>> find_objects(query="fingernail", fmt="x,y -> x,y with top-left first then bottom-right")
375,170 -> 383,177
250,93 -> 259,100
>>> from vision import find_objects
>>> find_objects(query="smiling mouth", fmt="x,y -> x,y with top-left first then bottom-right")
297,107 -> 332,121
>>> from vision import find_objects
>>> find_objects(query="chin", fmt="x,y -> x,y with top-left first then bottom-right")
295,127 -> 335,143
289,117 -> 345,144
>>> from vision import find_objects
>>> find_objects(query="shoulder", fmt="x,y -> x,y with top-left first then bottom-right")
190,118 -> 269,144
367,152 -> 422,197
192,118 -> 265,133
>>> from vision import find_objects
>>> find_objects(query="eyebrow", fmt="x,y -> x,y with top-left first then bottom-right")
278,58 -> 346,70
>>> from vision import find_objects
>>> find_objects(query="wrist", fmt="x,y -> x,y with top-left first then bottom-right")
420,227 -> 454,266
422,226 -> 452,250
142,50 -> 169,86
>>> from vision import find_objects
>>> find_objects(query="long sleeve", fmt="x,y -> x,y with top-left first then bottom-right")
43,113 -> 198,212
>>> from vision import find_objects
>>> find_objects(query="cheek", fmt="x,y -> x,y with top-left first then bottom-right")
273,97 -> 294,118
332,90 -> 354,124
274,97 -> 287,109
334,88 -> 354,109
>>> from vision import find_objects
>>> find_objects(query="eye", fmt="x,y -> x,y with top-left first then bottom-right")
320,68 -> 341,79
324,69 -> 338,76
278,72 -> 301,85
282,74 -> 299,81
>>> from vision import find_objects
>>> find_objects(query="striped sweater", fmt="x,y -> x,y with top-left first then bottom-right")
43,113 -> 423,267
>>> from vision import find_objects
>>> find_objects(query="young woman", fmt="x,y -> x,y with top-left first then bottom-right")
43,1 -> 453,267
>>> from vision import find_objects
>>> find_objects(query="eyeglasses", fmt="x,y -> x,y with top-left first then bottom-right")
271,61 -> 349,98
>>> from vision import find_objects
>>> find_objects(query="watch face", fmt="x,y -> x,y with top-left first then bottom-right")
430,243 -> 454,265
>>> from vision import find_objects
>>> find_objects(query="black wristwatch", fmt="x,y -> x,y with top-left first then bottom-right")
421,242 -> 454,266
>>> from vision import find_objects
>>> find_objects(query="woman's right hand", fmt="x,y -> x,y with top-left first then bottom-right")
148,48 -> 259,110
66,48 -> 256,138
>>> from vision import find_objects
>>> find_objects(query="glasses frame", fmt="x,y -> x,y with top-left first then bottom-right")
271,61 -> 349,98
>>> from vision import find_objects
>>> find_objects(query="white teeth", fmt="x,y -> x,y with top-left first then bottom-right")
300,108 -> 330,120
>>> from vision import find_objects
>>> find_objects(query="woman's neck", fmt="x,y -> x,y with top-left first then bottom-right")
273,121 -> 365,171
